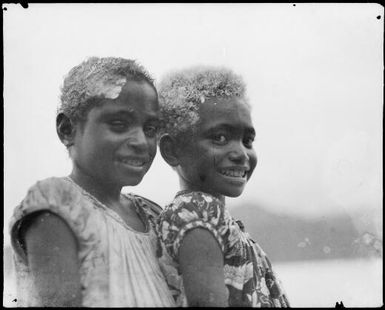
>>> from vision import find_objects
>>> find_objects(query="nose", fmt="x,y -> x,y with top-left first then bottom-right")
228,142 -> 249,164
128,127 -> 148,151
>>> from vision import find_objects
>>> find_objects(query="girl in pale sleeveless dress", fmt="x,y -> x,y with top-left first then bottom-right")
9,57 -> 175,307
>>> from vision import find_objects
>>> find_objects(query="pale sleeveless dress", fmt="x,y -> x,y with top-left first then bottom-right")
9,177 -> 176,307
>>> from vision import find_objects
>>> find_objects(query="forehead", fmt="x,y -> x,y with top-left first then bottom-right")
88,80 -> 159,119
198,97 -> 253,130
118,80 -> 158,110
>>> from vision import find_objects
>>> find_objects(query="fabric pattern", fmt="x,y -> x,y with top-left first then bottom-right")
9,177 -> 175,307
156,190 -> 290,307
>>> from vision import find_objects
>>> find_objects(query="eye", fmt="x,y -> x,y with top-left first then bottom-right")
212,134 -> 228,145
144,125 -> 158,138
243,136 -> 255,148
109,120 -> 128,132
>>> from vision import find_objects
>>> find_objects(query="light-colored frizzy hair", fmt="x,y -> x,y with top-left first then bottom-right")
59,57 -> 155,122
158,65 -> 248,139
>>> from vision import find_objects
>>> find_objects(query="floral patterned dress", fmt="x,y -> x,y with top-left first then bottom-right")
9,177 -> 176,307
156,190 -> 290,307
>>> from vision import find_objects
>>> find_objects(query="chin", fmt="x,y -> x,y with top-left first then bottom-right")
225,192 -> 243,198
221,187 -> 244,198
122,176 -> 144,187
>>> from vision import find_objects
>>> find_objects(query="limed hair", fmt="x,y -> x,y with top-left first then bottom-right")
59,57 -> 155,122
158,65 -> 248,139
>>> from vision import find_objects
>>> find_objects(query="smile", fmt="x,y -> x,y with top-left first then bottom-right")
219,168 -> 248,179
117,158 -> 147,167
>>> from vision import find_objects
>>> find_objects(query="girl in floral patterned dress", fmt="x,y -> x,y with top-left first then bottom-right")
8,57 -> 175,307
156,66 -> 290,307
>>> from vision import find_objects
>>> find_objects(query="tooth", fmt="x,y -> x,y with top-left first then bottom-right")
220,169 -> 246,177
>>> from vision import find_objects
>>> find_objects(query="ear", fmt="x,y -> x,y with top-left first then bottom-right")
159,134 -> 181,167
56,113 -> 76,147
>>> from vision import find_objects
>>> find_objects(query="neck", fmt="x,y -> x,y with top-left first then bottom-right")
69,168 -> 122,206
178,177 -> 226,204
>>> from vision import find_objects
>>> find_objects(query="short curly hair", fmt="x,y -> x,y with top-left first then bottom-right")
59,56 -> 155,122
158,65 -> 248,139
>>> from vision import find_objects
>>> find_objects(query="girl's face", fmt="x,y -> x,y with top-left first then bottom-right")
71,80 -> 159,188
176,97 -> 257,199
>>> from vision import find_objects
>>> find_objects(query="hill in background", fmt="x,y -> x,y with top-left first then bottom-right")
230,203 -> 382,262
4,204 -> 382,276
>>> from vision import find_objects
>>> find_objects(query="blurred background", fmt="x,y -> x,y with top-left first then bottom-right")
3,3 -> 383,307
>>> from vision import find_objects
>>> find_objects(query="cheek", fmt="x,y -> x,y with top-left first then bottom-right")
95,138 -> 116,152
184,149 -> 210,178
86,136 -> 119,162
147,138 -> 157,157
249,150 -> 258,174
197,150 -> 219,175
196,158 -> 212,183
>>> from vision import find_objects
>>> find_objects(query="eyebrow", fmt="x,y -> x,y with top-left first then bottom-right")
98,108 -> 132,118
99,110 -> 160,123
205,124 -> 255,136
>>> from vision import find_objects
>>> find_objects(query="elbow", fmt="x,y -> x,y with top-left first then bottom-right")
188,290 -> 229,307
33,287 -> 81,307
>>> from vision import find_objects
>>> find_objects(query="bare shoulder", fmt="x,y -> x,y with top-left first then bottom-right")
179,228 -> 228,307
180,227 -> 223,260
23,211 -> 78,256
23,211 -> 81,306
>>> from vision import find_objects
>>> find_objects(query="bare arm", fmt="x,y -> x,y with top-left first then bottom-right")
23,212 -> 81,307
179,228 -> 229,307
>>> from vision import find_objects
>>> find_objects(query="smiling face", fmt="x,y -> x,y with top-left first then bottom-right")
70,80 -> 159,189
176,97 -> 257,199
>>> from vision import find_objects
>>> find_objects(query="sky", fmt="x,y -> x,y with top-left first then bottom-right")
3,3 -> 383,245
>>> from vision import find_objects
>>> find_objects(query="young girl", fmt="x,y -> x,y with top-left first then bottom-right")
8,57 -> 176,307
156,66 -> 290,307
